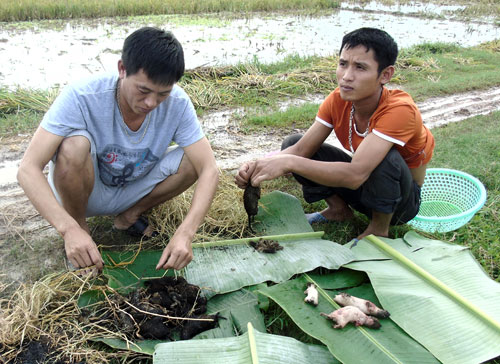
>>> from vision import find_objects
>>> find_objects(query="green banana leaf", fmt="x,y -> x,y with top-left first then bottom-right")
258,272 -> 440,364
253,190 -> 314,235
103,191 -> 354,298
153,322 -> 339,364
346,231 -> 500,364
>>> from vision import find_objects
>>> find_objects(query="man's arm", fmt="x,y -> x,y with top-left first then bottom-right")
237,121 -> 393,189
17,126 -> 103,270
235,121 -> 331,188
156,137 -> 219,270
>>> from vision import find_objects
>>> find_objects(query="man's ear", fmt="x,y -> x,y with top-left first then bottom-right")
380,65 -> 395,85
117,60 -> 126,79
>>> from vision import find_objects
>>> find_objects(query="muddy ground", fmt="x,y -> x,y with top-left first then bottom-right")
0,86 -> 499,294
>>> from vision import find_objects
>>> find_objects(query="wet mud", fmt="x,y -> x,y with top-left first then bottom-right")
249,238 -> 283,253
81,276 -> 218,341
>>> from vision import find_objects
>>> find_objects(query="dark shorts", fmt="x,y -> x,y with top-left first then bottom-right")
282,134 -> 421,225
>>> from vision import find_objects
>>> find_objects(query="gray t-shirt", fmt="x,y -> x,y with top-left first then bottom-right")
41,73 -> 204,187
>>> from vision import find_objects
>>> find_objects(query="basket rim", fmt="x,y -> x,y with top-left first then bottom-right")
411,168 -> 487,223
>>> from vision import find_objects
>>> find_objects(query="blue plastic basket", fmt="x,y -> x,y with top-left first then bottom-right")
408,168 -> 487,233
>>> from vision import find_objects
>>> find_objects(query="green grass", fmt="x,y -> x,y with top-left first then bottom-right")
1,0 -> 498,21
0,0 -> 340,21
240,103 -> 321,132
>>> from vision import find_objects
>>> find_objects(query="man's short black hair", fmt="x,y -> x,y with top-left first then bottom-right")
340,28 -> 398,74
121,27 -> 185,85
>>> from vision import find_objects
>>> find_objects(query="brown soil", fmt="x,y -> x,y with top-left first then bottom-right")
249,238 -> 283,253
0,87 -> 499,293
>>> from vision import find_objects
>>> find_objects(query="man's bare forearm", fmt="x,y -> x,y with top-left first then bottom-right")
176,165 -> 219,239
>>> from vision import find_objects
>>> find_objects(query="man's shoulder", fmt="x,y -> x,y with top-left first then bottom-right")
66,72 -> 117,97
169,84 -> 191,102
383,88 -> 417,107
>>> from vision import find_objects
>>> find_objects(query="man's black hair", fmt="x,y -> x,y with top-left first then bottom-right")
121,27 -> 184,85
340,28 -> 398,74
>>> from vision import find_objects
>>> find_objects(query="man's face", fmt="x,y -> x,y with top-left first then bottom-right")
119,63 -> 173,116
336,45 -> 386,103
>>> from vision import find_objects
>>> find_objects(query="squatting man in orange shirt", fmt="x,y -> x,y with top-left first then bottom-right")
17,27 -> 219,274
235,27 -> 435,240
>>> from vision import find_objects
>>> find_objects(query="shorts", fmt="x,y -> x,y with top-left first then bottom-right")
48,130 -> 184,217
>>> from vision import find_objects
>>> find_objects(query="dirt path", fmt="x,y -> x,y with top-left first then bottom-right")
0,86 -> 499,286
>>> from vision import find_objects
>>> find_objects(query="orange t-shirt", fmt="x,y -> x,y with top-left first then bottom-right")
316,87 -> 434,168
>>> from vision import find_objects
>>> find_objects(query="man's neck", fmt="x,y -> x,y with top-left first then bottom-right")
352,87 -> 383,121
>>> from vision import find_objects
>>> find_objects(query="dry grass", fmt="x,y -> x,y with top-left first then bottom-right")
0,272 -> 145,363
150,171 -> 251,242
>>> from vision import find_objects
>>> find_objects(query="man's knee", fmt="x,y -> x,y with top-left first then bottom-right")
281,133 -> 302,150
55,136 -> 92,172
368,149 -> 405,182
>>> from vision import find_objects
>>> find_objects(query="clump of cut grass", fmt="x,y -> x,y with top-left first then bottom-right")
0,87 -> 56,116
0,272 -> 147,364
150,172 -> 251,242
181,55 -> 337,111
0,0 -> 340,22
478,39 -> 500,53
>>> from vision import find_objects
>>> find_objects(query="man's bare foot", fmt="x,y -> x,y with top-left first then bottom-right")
356,210 -> 392,240
320,206 -> 354,222
113,213 -> 155,237
356,227 -> 389,241
320,194 -> 354,221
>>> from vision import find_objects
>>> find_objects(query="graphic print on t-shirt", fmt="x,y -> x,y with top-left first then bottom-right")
98,144 -> 159,187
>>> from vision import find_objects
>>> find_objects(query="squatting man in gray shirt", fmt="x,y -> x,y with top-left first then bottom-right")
17,27 -> 219,274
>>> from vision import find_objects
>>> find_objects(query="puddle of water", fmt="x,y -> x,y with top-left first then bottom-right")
0,8 -> 498,89
0,159 -> 20,185
341,1 -> 466,16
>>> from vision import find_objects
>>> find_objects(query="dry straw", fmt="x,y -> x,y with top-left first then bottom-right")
149,171 -> 254,243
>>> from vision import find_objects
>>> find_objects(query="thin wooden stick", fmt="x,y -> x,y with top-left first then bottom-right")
122,300 -> 214,322
192,231 -> 324,248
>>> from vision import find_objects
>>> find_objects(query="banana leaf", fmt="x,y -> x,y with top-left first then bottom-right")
258,272 -> 440,364
346,231 -> 500,364
103,191 -> 354,298
153,322 -> 339,364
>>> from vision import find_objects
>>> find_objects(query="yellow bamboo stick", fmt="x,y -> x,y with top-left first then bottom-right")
364,234 -> 500,332
192,231 -> 324,248
247,322 -> 259,364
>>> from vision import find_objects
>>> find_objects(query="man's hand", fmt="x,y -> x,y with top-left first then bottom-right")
156,233 -> 194,271
236,155 -> 291,188
63,225 -> 104,271
235,161 -> 256,189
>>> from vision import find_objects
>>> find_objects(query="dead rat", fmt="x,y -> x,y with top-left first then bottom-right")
304,283 -> 319,306
333,292 -> 390,319
320,306 -> 381,329
243,183 -> 261,233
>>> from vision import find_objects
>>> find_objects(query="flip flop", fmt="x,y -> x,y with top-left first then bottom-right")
305,212 -> 329,224
123,216 -> 159,238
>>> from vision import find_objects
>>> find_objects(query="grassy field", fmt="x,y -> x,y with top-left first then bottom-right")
1,0 -> 499,21
2,41 -> 500,136
0,0 -> 340,21
1,30 -> 499,363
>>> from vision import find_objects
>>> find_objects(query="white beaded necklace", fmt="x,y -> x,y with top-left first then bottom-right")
116,79 -> 151,145
348,104 -> 370,153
